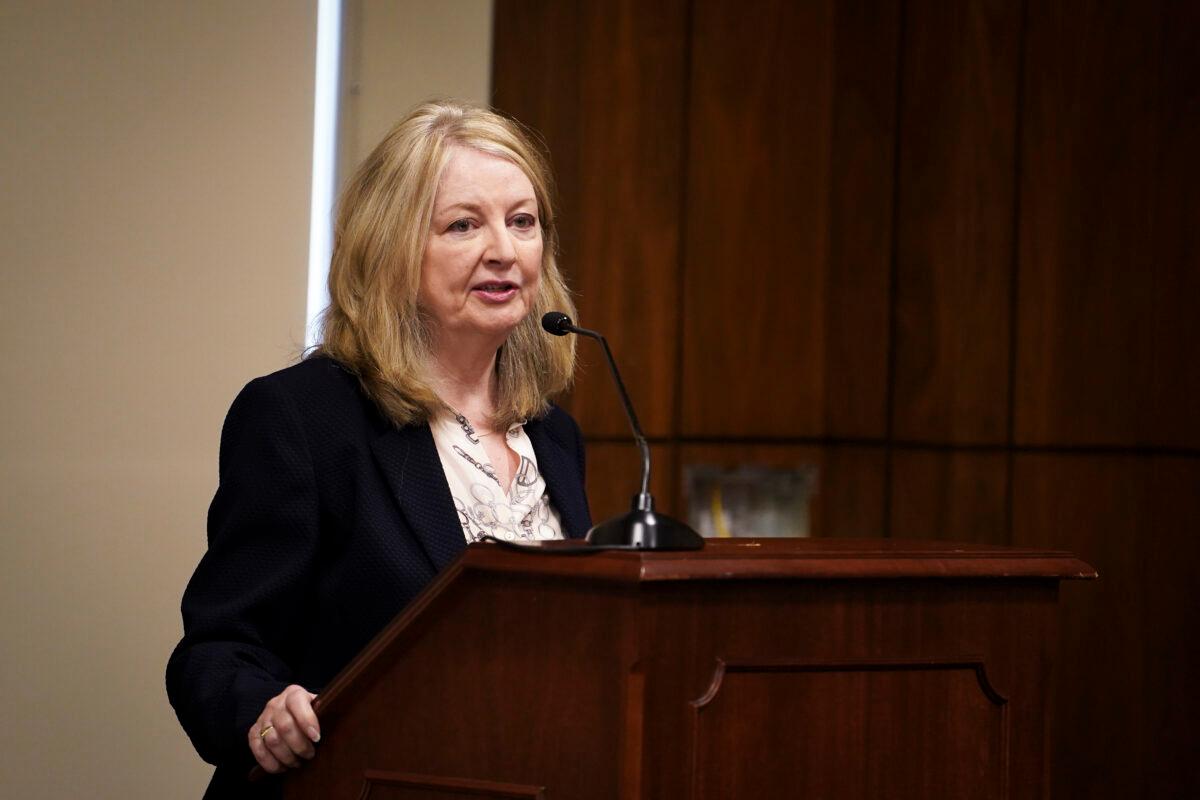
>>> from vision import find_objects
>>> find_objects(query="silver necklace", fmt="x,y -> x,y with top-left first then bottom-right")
450,410 -> 481,444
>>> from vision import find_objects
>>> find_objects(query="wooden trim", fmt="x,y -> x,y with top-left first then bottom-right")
358,770 -> 544,799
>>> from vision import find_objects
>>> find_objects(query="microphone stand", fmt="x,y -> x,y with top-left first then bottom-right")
543,312 -> 703,550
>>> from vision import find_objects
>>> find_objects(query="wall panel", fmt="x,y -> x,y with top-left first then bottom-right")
1012,454 -> 1200,798
680,0 -> 836,437
681,0 -> 897,439
823,0 -> 901,438
890,450 -> 1008,543
1015,0 -> 1200,447
817,445 -> 889,538
492,5 -> 1200,793
890,0 -> 1022,444
585,443 -> 677,523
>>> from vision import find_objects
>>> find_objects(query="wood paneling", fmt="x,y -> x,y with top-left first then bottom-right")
493,0 -> 689,438
493,4 -> 1200,793
678,444 -> 886,539
824,0 -> 902,438
1015,0 -> 1200,447
890,450 -> 1009,544
1012,454 -> 1200,798
891,0 -> 1023,443
692,663 -> 1006,799
680,0 -> 833,437
818,445 -> 889,538
680,0 -> 899,439
585,442 -> 676,524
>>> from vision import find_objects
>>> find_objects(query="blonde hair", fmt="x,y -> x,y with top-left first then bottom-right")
313,100 -> 577,429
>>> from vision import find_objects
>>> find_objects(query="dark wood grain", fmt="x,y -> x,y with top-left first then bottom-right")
1014,0 -> 1200,447
1012,454 -> 1200,798
493,0 -> 688,438
679,0 -> 899,438
824,0 -> 901,438
890,449 -> 1009,544
890,0 -> 1023,444
818,445 -> 890,538
283,541 -> 1092,799
490,4 -> 1200,795
680,0 -> 836,437
584,442 -> 676,523
359,770 -> 544,799
465,538 -> 1096,583
691,659 -> 1006,799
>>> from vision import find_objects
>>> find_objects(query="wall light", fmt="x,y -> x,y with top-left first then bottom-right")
305,0 -> 342,349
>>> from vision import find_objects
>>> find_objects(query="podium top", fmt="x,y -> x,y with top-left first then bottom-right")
466,537 -> 1097,582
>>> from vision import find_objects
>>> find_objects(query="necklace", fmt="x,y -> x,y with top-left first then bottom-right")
442,408 -> 541,535
452,410 -> 481,444
447,403 -> 498,443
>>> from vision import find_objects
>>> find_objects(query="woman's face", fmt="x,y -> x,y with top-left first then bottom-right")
419,145 -> 543,346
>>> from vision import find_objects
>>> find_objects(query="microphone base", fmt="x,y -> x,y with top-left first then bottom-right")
585,503 -> 705,551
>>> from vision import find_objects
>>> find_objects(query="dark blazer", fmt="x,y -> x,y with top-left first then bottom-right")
166,357 -> 591,798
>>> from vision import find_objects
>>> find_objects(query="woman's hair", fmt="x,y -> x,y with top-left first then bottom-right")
312,100 -> 576,429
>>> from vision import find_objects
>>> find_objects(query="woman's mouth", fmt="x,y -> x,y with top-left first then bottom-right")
472,281 -> 519,302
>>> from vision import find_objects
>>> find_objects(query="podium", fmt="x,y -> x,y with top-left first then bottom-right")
280,538 -> 1094,799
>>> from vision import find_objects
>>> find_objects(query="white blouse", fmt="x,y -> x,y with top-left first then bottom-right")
429,409 -> 565,544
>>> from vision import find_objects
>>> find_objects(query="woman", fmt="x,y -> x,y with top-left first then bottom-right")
167,101 -> 591,798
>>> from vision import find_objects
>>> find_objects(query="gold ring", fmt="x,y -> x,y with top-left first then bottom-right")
259,724 -> 274,739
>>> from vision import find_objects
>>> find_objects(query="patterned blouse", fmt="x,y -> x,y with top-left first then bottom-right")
429,409 -> 565,543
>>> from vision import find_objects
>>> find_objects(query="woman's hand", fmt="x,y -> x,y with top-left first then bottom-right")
248,684 -> 321,773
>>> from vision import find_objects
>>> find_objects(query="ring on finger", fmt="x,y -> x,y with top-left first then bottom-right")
259,724 -> 275,739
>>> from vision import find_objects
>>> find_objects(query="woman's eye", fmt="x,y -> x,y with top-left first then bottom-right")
511,214 -> 536,229
447,219 -> 473,233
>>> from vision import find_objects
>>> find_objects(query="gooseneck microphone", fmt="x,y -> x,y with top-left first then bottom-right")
541,311 -> 651,498
542,311 -> 703,551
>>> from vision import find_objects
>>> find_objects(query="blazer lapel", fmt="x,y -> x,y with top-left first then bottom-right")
526,417 -> 592,539
370,423 -> 467,570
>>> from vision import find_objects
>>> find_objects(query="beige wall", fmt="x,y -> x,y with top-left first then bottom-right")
0,1 -> 490,796
339,0 -> 494,177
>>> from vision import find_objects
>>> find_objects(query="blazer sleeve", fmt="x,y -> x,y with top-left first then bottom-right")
166,375 -> 322,768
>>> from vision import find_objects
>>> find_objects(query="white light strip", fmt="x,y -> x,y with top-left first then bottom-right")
305,0 -> 343,349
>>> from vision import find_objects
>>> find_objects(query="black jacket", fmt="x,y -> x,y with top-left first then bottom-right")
166,357 -> 591,797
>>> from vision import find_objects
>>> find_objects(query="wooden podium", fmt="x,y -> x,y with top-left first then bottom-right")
280,538 -> 1094,799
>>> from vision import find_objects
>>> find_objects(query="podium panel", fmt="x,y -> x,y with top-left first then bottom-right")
277,539 -> 1093,800
691,659 -> 1006,799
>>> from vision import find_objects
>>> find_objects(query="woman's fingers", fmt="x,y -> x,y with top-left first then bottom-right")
250,684 -> 321,771
269,706 -> 315,760
284,687 -> 321,745
248,722 -> 285,773
262,722 -> 304,767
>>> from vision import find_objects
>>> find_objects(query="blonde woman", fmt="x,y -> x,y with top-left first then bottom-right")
167,101 -> 590,798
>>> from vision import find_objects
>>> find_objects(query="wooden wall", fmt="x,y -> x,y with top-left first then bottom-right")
492,0 -> 1199,795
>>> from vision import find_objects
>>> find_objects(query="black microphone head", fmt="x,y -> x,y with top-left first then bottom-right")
541,311 -> 573,336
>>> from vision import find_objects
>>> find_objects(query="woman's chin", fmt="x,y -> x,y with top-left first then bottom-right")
439,311 -> 529,345
476,303 -> 532,333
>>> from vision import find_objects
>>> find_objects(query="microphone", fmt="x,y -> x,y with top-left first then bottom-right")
542,311 -> 703,550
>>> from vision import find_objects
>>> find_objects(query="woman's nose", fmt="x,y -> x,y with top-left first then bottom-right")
482,221 -> 517,266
